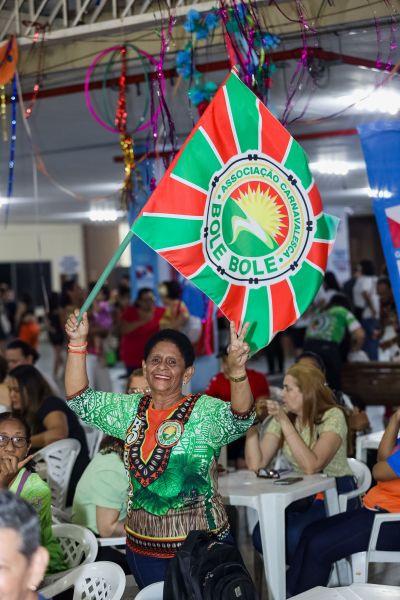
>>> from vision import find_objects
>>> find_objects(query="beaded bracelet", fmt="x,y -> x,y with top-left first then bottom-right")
67,349 -> 88,355
227,373 -> 248,383
68,342 -> 88,349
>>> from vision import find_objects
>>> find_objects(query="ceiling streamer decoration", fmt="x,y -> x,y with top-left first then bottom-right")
0,36 -> 18,86
176,9 -> 220,115
84,17 -> 176,206
219,0 -> 280,107
3,74 -> 17,225
0,36 -> 18,143
22,22 -> 49,119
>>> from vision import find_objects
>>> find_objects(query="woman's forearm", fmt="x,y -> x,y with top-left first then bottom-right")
64,310 -> 90,398
280,418 -> 321,474
230,376 -> 254,413
65,353 -> 89,398
245,426 -> 263,470
378,413 -> 400,461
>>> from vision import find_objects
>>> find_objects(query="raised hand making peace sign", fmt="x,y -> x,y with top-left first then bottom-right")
225,321 -> 251,380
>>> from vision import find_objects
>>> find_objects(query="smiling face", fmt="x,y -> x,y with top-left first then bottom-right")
143,340 -> 194,400
282,374 -> 304,416
0,419 -> 30,463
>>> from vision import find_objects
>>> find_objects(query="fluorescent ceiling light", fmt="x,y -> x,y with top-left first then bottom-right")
89,208 -> 122,222
366,188 -> 393,198
310,160 -> 352,175
339,88 -> 400,115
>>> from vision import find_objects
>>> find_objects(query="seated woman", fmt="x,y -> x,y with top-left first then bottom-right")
72,435 -> 129,572
0,412 -> 66,574
65,313 -> 254,589
287,407 -> 400,596
6,365 -> 90,505
245,363 -> 355,563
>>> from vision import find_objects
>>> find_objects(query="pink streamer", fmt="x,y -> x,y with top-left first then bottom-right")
84,45 -> 163,134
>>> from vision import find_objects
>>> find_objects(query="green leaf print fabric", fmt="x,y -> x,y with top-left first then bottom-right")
68,387 -> 254,557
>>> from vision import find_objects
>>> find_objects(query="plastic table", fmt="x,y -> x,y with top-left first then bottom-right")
291,583 -> 400,599
219,470 -> 340,600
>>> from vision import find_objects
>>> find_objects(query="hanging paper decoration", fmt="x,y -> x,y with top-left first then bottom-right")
184,9 -> 220,40
176,9 -> 220,115
4,74 -> 17,224
219,1 -> 280,106
188,79 -> 218,115
0,85 -> 7,142
84,20 -> 176,203
22,22 -> 49,118
114,46 -> 135,207
0,36 -> 18,86
132,69 -> 338,353
84,44 -> 160,206
84,44 -> 154,135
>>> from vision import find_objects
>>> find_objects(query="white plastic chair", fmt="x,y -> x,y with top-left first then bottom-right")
338,458 -> 372,512
44,523 -> 98,584
83,424 -> 104,459
330,459 -> 372,586
135,581 -> 164,599
355,431 -> 384,463
39,561 -> 126,600
52,505 -> 70,524
32,438 -> 81,512
351,512 -> 400,583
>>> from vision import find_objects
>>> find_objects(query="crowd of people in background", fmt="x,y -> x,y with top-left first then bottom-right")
0,258 -> 399,596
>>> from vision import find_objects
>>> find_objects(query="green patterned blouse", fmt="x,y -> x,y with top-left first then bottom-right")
68,387 -> 254,557
10,468 -> 67,574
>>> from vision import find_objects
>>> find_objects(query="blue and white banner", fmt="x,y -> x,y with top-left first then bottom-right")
128,160 -> 160,300
358,121 -> 400,318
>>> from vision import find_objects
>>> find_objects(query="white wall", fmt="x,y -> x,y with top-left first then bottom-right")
0,223 -> 85,291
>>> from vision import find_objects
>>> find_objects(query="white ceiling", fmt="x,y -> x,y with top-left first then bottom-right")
1,21 -> 399,223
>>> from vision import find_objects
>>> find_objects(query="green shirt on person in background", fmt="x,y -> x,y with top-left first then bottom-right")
10,468 -> 67,574
305,305 -> 361,345
68,387 -> 254,558
72,451 -> 128,535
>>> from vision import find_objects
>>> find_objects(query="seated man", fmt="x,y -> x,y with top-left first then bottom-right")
0,490 -> 49,600
286,407 -> 400,596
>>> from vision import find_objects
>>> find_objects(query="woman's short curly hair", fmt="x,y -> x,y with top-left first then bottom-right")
144,329 -> 195,367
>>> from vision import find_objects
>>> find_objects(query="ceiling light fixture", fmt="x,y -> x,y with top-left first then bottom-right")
310,160 -> 351,176
89,208 -> 121,222
339,88 -> 400,115
366,188 -> 393,199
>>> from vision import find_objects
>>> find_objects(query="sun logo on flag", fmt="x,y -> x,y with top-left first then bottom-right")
230,184 -> 287,249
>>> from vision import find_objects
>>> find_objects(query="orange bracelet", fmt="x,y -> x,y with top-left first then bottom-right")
68,343 -> 88,348
68,349 -> 88,355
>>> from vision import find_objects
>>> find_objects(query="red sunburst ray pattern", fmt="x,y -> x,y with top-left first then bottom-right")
159,242 -> 205,278
270,279 -> 298,332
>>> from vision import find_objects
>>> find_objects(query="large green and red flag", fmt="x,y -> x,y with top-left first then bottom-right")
132,69 -> 338,353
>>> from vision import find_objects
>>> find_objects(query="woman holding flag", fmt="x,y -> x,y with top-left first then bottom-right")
64,311 -> 255,588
